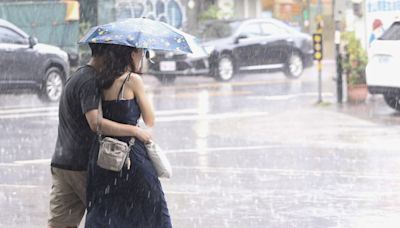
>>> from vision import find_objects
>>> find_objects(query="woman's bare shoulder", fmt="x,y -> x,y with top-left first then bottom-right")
114,73 -> 129,83
127,73 -> 144,88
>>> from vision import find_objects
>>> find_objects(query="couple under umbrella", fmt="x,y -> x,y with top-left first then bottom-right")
49,18 -> 201,228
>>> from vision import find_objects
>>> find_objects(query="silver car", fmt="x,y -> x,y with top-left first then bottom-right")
0,19 -> 70,102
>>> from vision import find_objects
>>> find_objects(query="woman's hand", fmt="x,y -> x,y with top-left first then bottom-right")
133,126 -> 152,144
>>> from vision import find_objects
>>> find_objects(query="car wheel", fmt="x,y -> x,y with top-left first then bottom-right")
215,55 -> 235,81
384,94 -> 400,111
156,74 -> 176,85
39,67 -> 64,102
284,52 -> 304,78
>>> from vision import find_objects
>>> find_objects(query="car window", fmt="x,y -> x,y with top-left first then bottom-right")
199,21 -> 240,40
261,23 -> 287,36
379,22 -> 400,40
0,26 -> 27,44
239,23 -> 262,37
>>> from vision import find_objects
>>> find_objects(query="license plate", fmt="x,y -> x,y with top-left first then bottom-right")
160,61 -> 176,71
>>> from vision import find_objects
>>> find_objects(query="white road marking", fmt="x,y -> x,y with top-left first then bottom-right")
0,106 -> 198,117
247,92 -> 334,101
0,184 -> 40,188
156,109 -> 198,115
172,166 -> 400,180
0,163 -> 23,167
156,111 -> 267,122
11,144 -> 276,165
0,106 -> 58,114
0,104 -> 268,122
0,112 -> 58,119
14,159 -> 51,165
165,145 -> 283,153
0,107 -> 198,117
163,191 -> 203,195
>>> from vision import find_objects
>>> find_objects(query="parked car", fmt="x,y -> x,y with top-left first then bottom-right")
147,18 -> 314,83
366,21 -> 400,111
0,19 -> 70,102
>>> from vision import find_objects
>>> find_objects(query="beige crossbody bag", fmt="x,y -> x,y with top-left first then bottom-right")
96,99 -> 134,172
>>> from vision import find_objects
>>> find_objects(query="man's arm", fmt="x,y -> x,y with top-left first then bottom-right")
85,109 -> 151,143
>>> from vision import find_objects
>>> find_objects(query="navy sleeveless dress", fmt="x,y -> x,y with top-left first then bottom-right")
85,77 -> 172,228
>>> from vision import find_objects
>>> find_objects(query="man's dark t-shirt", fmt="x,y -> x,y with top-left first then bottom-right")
51,65 -> 99,171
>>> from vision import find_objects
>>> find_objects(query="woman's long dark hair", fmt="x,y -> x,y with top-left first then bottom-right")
89,43 -> 138,90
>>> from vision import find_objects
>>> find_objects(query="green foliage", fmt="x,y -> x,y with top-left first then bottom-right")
78,22 -> 93,66
199,5 -> 221,21
341,32 -> 368,85
79,22 -> 92,38
199,4 -> 233,21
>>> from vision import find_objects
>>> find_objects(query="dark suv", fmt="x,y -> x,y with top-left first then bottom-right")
148,18 -> 313,83
0,19 -> 70,102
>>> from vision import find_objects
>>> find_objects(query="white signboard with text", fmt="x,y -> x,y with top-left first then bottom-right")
366,0 -> 400,47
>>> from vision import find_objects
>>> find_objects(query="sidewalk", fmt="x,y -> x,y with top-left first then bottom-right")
210,99 -> 400,152
307,59 -> 400,126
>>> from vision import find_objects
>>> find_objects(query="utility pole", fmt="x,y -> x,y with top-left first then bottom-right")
335,14 -> 343,103
306,0 -> 311,33
334,0 -> 345,103
316,19 -> 324,103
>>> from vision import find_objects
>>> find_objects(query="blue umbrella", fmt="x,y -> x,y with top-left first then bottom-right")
79,18 -> 193,54
161,22 -> 208,58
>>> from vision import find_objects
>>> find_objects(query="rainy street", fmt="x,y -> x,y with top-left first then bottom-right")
0,61 -> 399,228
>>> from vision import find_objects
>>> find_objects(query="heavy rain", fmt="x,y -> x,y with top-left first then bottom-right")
1,0 -> 400,228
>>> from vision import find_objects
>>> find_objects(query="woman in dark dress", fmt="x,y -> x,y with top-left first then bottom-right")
85,43 -> 172,228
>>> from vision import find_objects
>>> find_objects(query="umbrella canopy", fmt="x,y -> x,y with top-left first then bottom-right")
160,22 -> 208,58
79,18 -> 193,54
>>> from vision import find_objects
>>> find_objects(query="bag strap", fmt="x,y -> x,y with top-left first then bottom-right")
96,98 -> 103,141
117,73 -> 132,100
98,73 -> 128,137
96,98 -> 136,147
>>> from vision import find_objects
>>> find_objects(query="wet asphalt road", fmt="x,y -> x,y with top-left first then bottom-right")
1,62 -> 400,228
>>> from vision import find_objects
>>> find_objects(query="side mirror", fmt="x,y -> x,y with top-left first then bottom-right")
28,36 -> 38,48
234,34 -> 248,44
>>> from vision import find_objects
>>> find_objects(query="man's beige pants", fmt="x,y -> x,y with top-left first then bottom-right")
48,167 -> 87,228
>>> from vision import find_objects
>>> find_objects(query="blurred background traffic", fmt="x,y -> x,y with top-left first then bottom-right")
2,0 -> 399,110
0,0 -> 378,103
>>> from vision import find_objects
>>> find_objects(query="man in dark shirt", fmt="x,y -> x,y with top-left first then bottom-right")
48,50 -> 151,228
51,65 -> 100,171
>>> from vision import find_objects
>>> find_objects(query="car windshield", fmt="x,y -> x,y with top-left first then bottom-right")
379,22 -> 400,40
198,21 -> 240,40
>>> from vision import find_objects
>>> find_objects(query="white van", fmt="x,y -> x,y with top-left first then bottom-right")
366,21 -> 400,111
